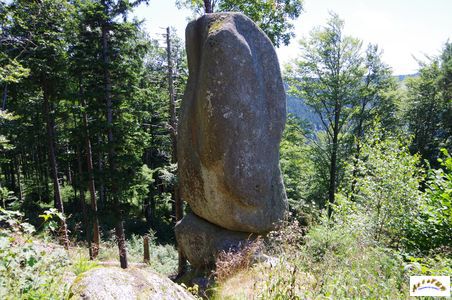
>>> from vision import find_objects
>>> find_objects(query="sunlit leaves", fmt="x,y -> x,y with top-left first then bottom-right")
175,0 -> 303,47
0,58 -> 30,84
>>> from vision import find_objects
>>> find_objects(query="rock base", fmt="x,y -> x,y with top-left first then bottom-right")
175,213 -> 256,269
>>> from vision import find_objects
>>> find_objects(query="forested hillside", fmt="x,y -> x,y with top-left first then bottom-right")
286,73 -> 419,130
1,0 -> 451,299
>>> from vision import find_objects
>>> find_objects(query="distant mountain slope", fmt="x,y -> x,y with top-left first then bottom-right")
286,93 -> 322,130
285,74 -> 418,129
395,73 -> 418,82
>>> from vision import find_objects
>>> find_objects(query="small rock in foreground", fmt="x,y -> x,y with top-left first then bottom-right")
69,267 -> 195,300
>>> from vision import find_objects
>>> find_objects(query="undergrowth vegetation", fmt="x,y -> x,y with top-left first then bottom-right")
97,232 -> 178,275
0,209 -> 71,299
0,208 -> 178,299
215,217 -> 451,299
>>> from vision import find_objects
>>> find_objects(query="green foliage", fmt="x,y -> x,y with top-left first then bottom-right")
0,209 -> 70,299
404,255 -> 452,276
96,232 -> 178,275
298,222 -> 407,299
285,13 -> 365,213
72,255 -> 98,276
334,126 -> 451,254
217,219 -> 410,299
305,131 -> 344,208
176,0 -> 303,47
0,58 -> 30,84
286,13 -> 401,214
38,207 -> 66,235
336,129 -> 424,246
404,41 -> 452,166
0,208 -> 34,234
0,111 -> 18,155
286,13 -> 364,119
280,115 -> 318,219
139,239 -> 178,275
0,187 -> 17,208
1,1 -> 451,297
406,149 -> 452,252
0,206 -> 177,297
353,44 -> 401,136
121,164 -> 154,208
280,115 -> 306,202
1,0 -> 183,244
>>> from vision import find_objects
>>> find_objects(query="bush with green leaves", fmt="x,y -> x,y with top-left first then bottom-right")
406,149 -> 452,253
335,130 -> 424,247
334,127 -> 452,254
280,115 -> 321,223
0,187 -> 16,208
0,208 -> 70,299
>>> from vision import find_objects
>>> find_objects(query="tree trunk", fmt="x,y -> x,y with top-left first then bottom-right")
35,147 -> 43,201
44,160 -> 50,199
143,235 -> 150,263
101,10 -> 127,268
80,82 -> 100,259
43,86 -> 69,249
9,162 -> 16,192
167,27 -> 186,275
76,143 -> 92,259
2,84 -> 7,110
327,100 -> 340,218
327,137 -> 338,218
204,0 -> 212,13
350,112 -> 365,202
115,218 -> 127,268
97,136 -> 105,208
167,27 -> 180,224
14,156 -> 23,202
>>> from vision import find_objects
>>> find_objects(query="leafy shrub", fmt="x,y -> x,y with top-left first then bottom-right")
336,132 -> 424,247
404,255 -> 452,276
72,255 -> 98,276
280,115 -> 320,220
406,149 -> 452,253
299,222 -> 407,299
0,187 -> 17,208
0,208 -> 70,299
216,131 -> 451,299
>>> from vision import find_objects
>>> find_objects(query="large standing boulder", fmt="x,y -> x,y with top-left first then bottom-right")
177,12 -> 287,234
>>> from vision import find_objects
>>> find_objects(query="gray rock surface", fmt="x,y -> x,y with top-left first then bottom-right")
175,213 -> 255,268
69,267 -> 195,300
177,12 -> 287,234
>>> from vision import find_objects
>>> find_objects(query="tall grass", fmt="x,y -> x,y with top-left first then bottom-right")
215,218 -> 414,299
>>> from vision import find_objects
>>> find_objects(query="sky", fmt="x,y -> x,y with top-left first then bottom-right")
133,0 -> 452,75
